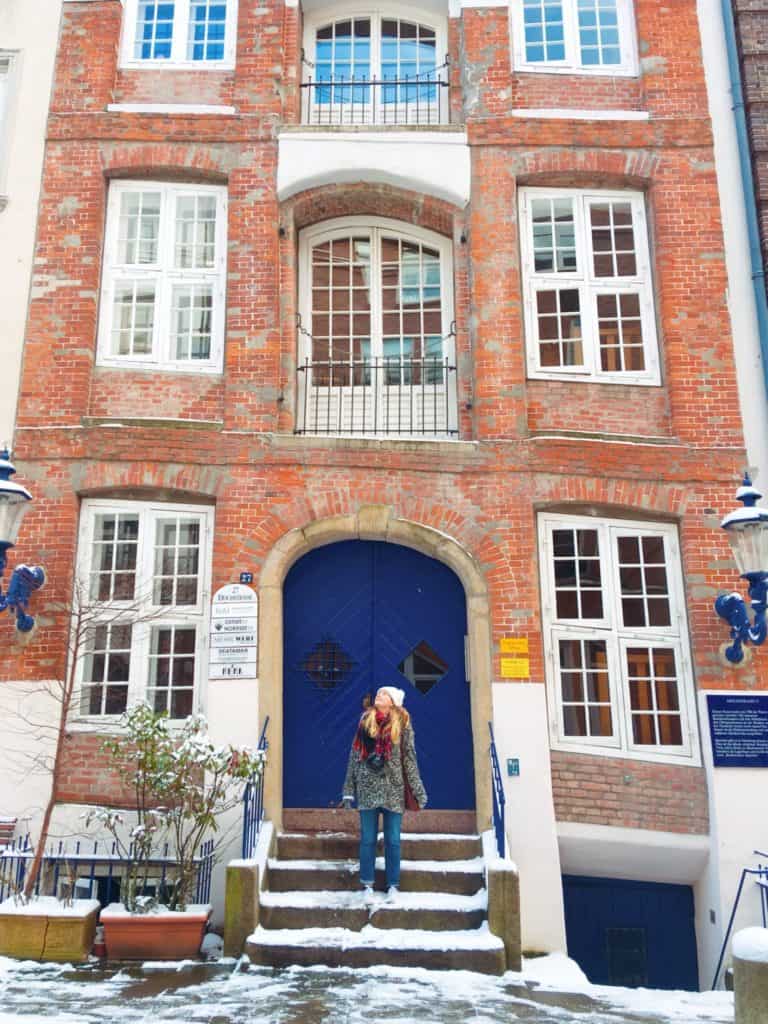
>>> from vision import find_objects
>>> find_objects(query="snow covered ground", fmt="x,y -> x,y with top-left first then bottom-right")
0,951 -> 734,1023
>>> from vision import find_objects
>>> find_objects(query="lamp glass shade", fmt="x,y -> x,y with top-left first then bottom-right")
727,519 -> 768,577
0,492 -> 30,547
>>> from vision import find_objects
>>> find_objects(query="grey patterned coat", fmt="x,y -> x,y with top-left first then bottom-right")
342,719 -> 428,813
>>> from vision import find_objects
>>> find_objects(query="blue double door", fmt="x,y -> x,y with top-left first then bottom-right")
283,540 -> 475,810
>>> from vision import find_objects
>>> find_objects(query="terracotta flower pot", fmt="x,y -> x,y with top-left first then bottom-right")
100,903 -> 212,960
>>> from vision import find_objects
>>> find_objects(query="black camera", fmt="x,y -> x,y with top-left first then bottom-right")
366,753 -> 385,772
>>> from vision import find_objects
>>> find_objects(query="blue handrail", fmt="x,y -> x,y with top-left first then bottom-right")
488,722 -> 506,858
241,716 -> 270,859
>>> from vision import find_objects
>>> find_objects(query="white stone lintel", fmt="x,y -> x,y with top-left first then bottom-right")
277,130 -> 471,207
106,103 -> 237,115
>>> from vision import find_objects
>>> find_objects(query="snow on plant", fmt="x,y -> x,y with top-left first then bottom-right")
86,703 -> 265,913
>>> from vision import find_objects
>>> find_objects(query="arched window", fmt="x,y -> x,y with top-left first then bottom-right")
297,218 -> 457,437
302,7 -> 449,125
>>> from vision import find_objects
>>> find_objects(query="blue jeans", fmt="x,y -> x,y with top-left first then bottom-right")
359,808 -> 402,888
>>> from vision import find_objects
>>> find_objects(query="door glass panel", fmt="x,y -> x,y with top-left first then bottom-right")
315,19 -> 371,105
311,236 -> 371,386
398,640 -> 449,695
301,636 -> 356,691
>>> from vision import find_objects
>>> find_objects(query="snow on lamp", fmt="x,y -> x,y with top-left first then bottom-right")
715,475 -> 768,663
0,449 -> 44,633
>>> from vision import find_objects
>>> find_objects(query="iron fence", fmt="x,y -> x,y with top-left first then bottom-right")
295,356 -> 457,437
0,835 -> 215,906
300,62 -> 451,126
241,716 -> 270,859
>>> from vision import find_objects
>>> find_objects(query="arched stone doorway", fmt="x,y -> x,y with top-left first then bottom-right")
258,506 -> 493,833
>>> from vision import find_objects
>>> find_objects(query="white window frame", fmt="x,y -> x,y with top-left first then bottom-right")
519,187 -> 660,385
302,3 -> 448,122
511,0 -> 638,76
297,215 -> 457,437
97,180 -> 227,373
121,0 -> 238,70
0,52 -> 19,208
538,512 -> 699,764
72,498 -> 213,725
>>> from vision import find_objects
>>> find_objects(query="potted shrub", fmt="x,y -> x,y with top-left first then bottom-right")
87,703 -> 264,961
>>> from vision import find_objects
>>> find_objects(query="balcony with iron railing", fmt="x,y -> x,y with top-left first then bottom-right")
295,354 -> 458,438
300,60 -> 452,127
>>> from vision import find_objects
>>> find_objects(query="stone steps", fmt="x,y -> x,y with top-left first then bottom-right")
259,888 -> 487,932
245,831 -> 503,975
245,924 -> 506,974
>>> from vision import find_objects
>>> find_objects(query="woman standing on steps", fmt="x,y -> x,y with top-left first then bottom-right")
342,686 -> 427,901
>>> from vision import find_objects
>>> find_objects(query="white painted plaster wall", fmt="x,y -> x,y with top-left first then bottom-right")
0,681 -> 60,835
277,131 -> 471,208
0,1 -> 61,443
698,0 -> 768,490
491,681 -> 567,953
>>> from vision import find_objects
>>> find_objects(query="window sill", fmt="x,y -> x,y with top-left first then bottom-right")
119,60 -> 235,72
513,64 -> 638,79
550,739 -> 701,768
527,371 -> 661,387
95,359 -> 224,376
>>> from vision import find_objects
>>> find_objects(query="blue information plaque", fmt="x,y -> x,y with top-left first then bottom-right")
707,694 -> 768,768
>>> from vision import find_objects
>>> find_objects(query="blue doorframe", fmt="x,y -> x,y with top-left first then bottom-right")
283,540 -> 475,810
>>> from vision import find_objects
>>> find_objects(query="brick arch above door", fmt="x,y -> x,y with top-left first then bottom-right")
257,505 -> 493,834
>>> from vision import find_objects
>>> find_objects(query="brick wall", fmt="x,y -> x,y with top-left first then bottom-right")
3,1 -> 757,830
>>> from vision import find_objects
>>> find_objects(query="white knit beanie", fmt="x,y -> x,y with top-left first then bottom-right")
379,686 -> 405,707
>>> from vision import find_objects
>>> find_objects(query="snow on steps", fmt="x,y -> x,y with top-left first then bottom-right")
246,922 -> 505,974
246,832 -> 503,974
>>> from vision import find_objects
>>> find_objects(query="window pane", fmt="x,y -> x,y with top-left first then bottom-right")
172,285 -> 213,361
118,192 -> 161,265
153,516 -> 201,606
626,645 -> 683,747
578,0 -> 622,66
590,201 -> 637,277
90,514 -> 139,601
535,288 -> 583,368
617,533 -> 671,628
523,1 -> 566,62
597,292 -> 645,373
135,1 -> 175,59
175,195 -> 217,269
531,198 -> 576,273
559,637 -> 612,737
111,281 -> 156,358
148,626 -> 196,718
552,527 -> 603,620
188,0 -> 227,61
81,623 -> 132,715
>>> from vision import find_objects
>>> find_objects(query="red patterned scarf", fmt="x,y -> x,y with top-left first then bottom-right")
353,710 -> 394,762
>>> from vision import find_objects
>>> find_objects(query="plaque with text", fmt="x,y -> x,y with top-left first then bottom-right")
707,694 -> 768,768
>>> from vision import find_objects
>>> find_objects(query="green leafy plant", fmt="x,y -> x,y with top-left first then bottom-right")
86,703 -> 265,913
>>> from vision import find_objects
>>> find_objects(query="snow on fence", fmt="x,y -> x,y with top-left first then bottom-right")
0,835 -> 215,906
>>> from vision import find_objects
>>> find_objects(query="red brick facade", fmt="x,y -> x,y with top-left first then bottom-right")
4,0 -> 758,833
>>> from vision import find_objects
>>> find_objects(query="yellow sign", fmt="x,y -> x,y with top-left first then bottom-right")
500,656 -> 530,679
500,637 -> 529,654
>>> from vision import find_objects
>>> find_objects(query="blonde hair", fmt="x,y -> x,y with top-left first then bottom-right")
361,704 -> 410,744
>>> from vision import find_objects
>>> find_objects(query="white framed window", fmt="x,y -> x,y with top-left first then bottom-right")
297,216 -> 457,437
538,513 -> 699,763
97,181 -> 227,373
75,499 -> 213,721
121,1 -> 238,69
301,4 -> 448,124
512,0 -> 637,76
519,187 -> 659,384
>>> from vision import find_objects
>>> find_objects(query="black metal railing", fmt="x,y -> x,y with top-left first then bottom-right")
295,356 -> 457,437
0,835 -> 215,906
300,62 -> 450,126
489,722 -> 506,859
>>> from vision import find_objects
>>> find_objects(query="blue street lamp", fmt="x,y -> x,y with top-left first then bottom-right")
0,449 -> 44,632
715,475 -> 768,664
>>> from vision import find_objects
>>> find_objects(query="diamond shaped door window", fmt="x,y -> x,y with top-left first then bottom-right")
301,637 -> 355,691
398,640 -> 449,695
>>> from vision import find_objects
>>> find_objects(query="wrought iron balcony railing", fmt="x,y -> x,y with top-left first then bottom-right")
295,356 -> 458,438
300,63 -> 451,126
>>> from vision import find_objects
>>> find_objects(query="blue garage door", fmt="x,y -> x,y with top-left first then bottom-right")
283,540 -> 475,809
563,875 -> 699,991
